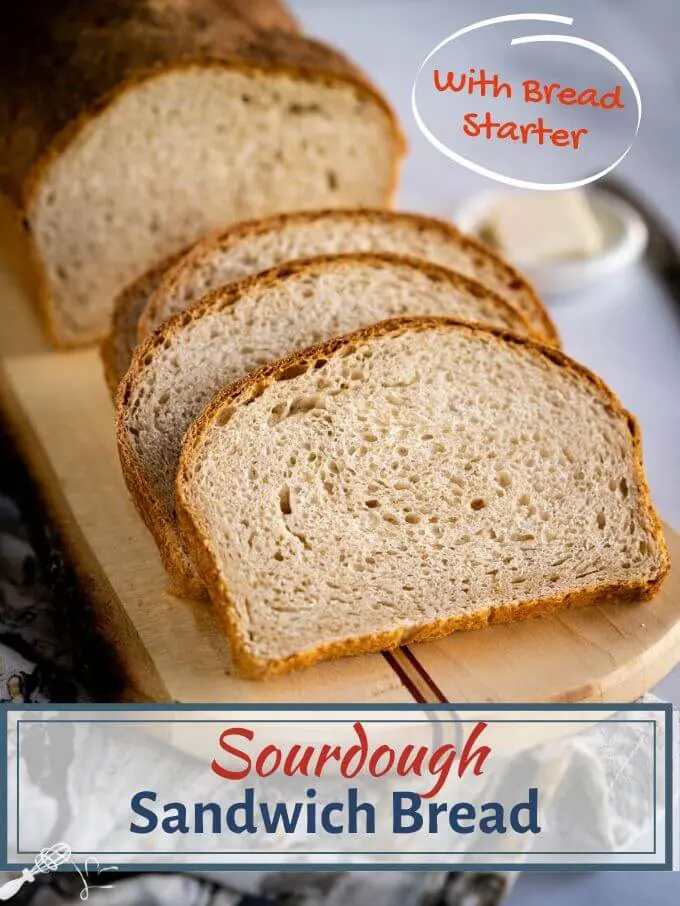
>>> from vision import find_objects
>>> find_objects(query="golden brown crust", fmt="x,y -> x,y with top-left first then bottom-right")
140,207 -> 556,345
175,315 -> 670,678
1,3 -> 405,348
117,252 -> 535,593
217,575 -> 664,680
22,59 -> 404,219
0,1 -> 297,200
101,246 -> 190,399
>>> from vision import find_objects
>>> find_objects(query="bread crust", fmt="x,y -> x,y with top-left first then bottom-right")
117,252 -> 536,595
1,2 -> 404,347
175,316 -> 670,679
140,207 -> 557,345
0,1 -> 301,200
101,246 -> 190,399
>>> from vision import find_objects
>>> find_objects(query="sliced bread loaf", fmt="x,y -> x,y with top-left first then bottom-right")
176,317 -> 669,678
0,2 -> 403,346
105,209 -> 553,394
140,208 -> 556,344
101,247 -> 188,399
117,253 -> 533,595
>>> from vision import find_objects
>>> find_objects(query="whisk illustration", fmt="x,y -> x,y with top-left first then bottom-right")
0,844 -> 117,902
0,842 -> 73,900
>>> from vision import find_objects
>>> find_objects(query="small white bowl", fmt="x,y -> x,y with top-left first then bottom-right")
455,189 -> 648,297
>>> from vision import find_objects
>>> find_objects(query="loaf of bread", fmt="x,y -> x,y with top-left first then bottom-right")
0,1 -> 403,346
117,253 -> 535,595
103,208 -> 555,392
176,317 -> 669,678
101,247 -> 187,399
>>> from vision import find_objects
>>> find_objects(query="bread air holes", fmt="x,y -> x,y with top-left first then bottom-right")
279,485 -> 292,516
268,394 -> 326,426
244,382 -> 267,405
339,360 -> 366,381
575,567 -> 602,580
496,472 -> 512,491
289,394 -> 326,416
293,532 -> 311,550
215,406 -> 233,427
277,362 -> 310,381
518,494 -> 537,516
288,102 -> 321,115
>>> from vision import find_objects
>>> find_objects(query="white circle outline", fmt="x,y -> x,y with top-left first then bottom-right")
411,13 -> 642,190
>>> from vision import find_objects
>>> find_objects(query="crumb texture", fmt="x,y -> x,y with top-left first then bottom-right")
180,327 -> 666,663
121,256 -> 531,580
31,69 -> 396,343
146,211 -> 548,340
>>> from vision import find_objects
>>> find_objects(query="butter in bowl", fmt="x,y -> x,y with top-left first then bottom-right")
456,187 -> 648,296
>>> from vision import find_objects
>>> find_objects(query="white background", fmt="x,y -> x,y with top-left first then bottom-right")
288,0 -> 680,900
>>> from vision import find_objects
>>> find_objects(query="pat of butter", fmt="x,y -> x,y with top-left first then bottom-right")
486,190 -> 604,263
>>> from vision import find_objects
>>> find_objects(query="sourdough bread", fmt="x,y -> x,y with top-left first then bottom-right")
101,247 -> 188,399
140,209 -> 556,345
0,2 -> 403,346
176,317 -> 669,678
105,209 -> 554,393
117,253 -> 534,595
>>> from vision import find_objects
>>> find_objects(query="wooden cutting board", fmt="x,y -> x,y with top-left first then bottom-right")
1,345 -> 678,705
0,204 -> 678,705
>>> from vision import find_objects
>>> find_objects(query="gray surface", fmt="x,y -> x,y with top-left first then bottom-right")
290,0 -> 680,900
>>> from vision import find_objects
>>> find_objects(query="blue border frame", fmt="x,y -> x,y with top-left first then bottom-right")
0,702 -> 674,872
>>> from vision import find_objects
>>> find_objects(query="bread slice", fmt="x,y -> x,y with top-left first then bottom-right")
101,248 -> 188,399
139,209 -> 556,345
117,253 -> 534,595
175,317 -> 669,678
104,209 -> 554,394
0,2 -> 403,346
